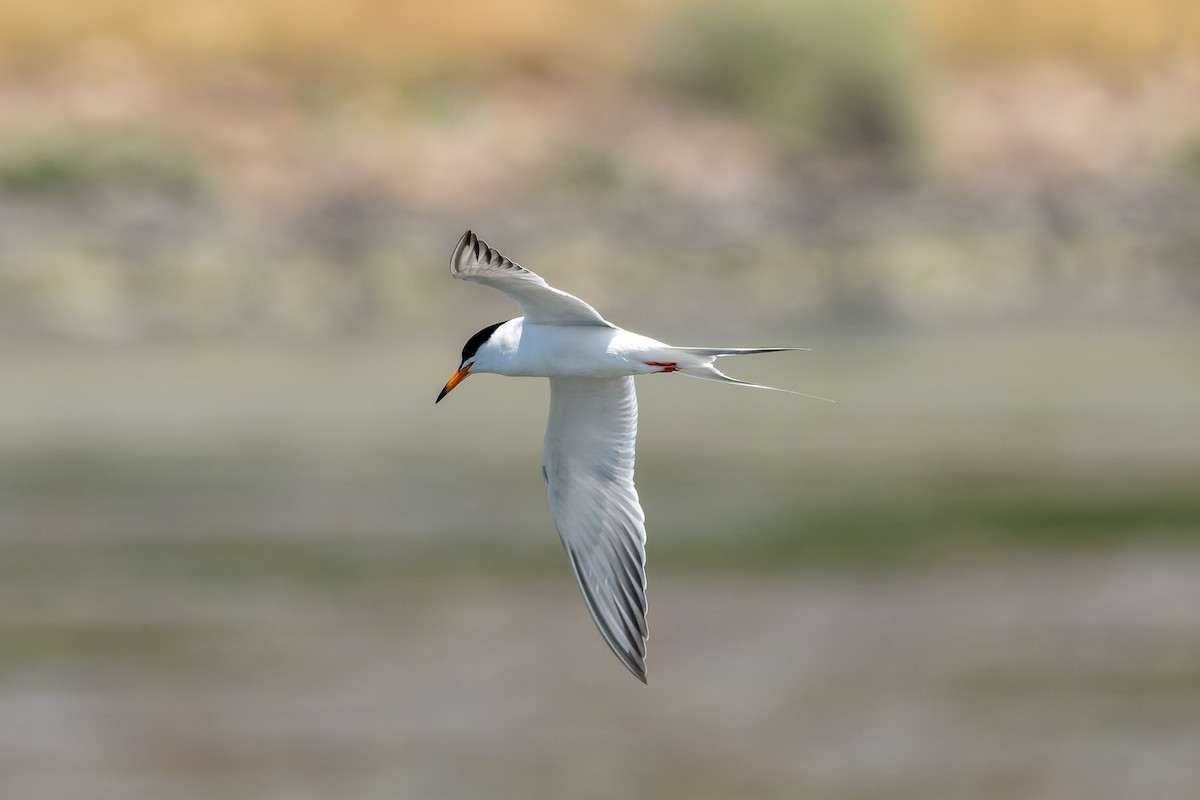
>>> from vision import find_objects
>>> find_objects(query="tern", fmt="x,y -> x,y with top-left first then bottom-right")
437,231 -> 818,682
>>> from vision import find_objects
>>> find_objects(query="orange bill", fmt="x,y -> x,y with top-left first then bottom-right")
436,363 -> 471,403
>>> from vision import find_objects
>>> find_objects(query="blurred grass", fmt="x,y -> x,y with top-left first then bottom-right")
0,132 -> 203,200
0,622 -> 218,676
0,0 -> 1197,83
1,459 -> 1195,610
0,0 -> 670,81
915,0 -> 1200,69
2,329 -> 1196,590
645,0 -> 920,160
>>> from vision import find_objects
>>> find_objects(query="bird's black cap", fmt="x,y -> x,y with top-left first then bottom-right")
461,320 -> 507,363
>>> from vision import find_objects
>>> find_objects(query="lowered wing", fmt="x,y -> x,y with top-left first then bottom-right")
543,376 -> 648,682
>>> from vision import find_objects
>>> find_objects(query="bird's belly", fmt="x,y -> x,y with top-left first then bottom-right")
504,349 -> 640,378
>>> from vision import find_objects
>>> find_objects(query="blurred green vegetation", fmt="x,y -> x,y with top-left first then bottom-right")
1178,132 -> 1200,179
0,132 -> 203,201
3,331 -> 1196,585
649,0 -> 920,161
2,458 -> 1196,607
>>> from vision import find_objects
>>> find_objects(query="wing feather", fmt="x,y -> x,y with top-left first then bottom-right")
543,376 -> 649,682
450,231 -> 614,327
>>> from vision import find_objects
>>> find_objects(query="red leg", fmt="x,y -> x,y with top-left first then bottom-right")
644,361 -> 678,373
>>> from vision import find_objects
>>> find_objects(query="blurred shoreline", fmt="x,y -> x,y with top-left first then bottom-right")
2,54 -> 1198,343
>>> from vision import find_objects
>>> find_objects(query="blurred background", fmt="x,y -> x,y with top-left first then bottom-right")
2,0 -> 1199,797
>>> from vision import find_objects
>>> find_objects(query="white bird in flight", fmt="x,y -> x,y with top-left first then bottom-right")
437,231 -> 820,682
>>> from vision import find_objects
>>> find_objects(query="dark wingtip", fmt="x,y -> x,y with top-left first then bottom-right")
449,230 -> 476,272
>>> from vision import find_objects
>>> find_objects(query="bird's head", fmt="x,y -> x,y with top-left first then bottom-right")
436,320 -> 508,403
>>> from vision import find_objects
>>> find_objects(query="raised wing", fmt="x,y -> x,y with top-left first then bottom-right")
543,377 -> 648,682
450,231 -> 614,327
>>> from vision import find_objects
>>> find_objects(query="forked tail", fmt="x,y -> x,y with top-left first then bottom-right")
672,346 -> 807,358
670,347 -> 834,402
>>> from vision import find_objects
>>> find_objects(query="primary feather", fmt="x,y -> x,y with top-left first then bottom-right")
450,231 -> 614,328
